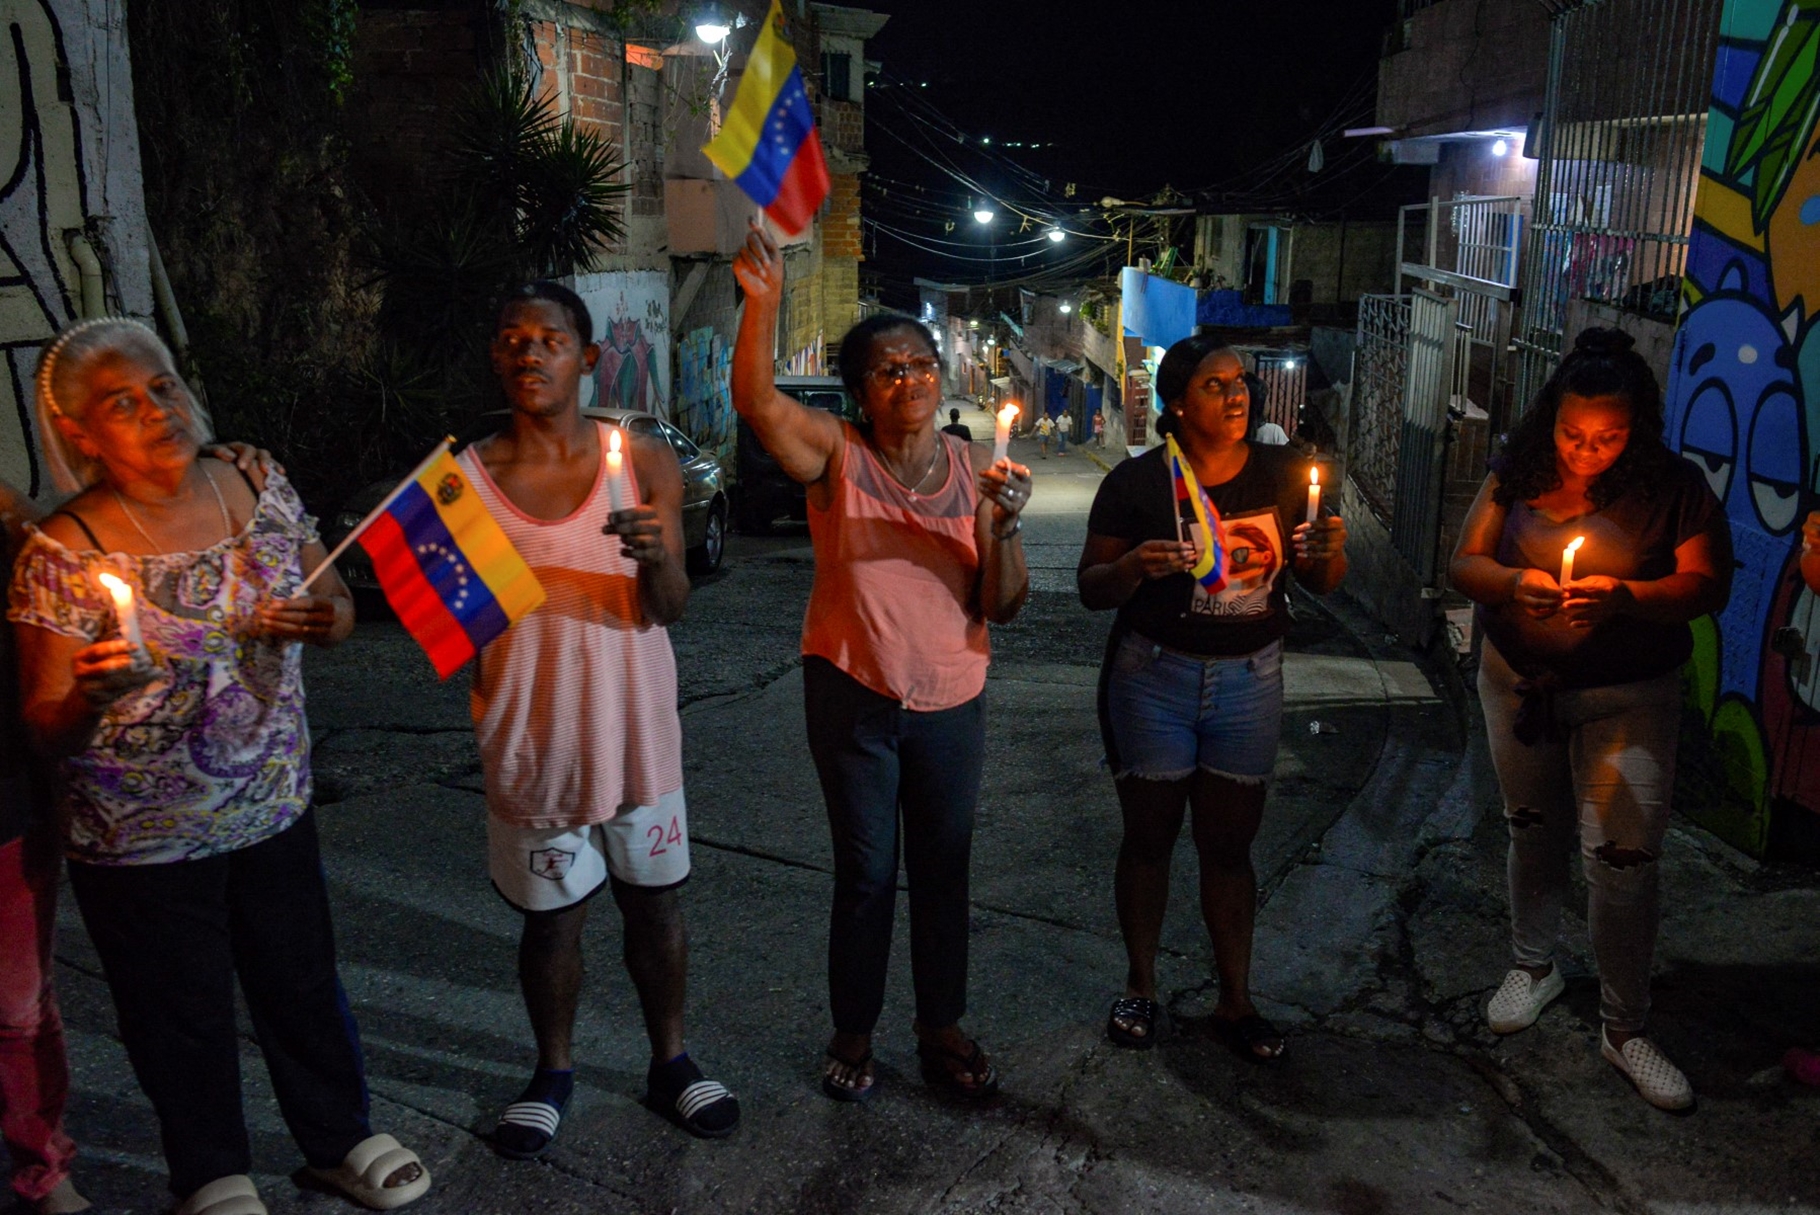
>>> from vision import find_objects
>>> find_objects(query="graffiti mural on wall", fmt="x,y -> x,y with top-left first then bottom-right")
1,0 -> 84,496
571,270 -> 670,420
673,325 -> 733,463
1668,0 -> 1820,853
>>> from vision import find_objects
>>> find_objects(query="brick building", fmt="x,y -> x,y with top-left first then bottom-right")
346,0 -> 888,464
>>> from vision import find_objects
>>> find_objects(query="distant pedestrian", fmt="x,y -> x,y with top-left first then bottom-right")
941,407 -> 974,442
464,283 -> 738,1150
1056,412 -> 1072,455
1034,413 -> 1054,457
1077,336 -> 1347,1061
10,318 -> 431,1214
1449,328 -> 1730,1112
1093,411 -> 1106,448
732,221 -> 1031,1105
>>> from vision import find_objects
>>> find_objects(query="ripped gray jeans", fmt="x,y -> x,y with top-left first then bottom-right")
1477,639 -> 1682,1033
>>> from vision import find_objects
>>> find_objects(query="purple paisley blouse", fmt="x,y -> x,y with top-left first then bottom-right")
6,473 -> 318,865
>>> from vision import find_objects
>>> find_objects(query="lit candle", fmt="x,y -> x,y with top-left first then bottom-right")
993,403 -> 1019,465
96,571 -> 145,659
1306,466 -> 1321,525
606,427 -> 628,514
1559,535 -> 1585,585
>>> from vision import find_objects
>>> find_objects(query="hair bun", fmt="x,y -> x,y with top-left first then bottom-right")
1572,326 -> 1635,357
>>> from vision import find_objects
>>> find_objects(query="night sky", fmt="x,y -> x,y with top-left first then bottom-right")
848,0 -> 1418,299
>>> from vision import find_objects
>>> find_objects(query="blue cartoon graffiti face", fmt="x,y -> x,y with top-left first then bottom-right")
1667,267 -> 1803,707
1668,278 -> 1802,535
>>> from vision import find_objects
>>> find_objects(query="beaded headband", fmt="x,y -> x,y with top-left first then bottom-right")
33,316 -> 166,419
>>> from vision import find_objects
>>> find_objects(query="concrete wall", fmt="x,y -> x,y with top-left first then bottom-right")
1,0 -> 157,498
1291,221 -> 1400,306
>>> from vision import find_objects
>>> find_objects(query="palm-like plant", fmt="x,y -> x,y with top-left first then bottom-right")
518,120 -> 629,277
445,67 -> 629,278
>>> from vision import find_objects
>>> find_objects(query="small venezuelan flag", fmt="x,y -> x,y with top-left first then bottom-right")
701,0 -> 831,235
1165,435 -> 1229,594
357,442 -> 545,679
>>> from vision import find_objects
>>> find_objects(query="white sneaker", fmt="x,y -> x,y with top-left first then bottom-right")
1486,966 -> 1565,1034
1601,1027 -> 1694,1110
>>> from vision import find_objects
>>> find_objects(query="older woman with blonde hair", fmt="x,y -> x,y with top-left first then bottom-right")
8,318 -> 430,1215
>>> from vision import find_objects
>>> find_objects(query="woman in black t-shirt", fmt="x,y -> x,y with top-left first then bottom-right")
1077,336 -> 1347,1059
1450,328 -> 1730,1111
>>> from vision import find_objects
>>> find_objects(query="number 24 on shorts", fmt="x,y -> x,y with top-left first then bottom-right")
647,815 -> 683,857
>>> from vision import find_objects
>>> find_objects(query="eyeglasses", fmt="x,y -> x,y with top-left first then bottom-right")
865,357 -> 941,386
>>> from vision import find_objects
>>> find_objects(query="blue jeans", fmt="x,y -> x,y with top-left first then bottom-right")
802,657 -> 984,1034
1105,634 -> 1284,783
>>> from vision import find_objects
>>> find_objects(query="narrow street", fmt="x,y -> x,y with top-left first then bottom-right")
50,402 -> 1820,1213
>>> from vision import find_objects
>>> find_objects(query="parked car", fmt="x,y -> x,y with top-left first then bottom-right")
736,375 -> 855,533
327,407 -> 728,607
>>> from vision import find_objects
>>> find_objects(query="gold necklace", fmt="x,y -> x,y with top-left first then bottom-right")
110,470 -> 232,555
893,438 -> 943,497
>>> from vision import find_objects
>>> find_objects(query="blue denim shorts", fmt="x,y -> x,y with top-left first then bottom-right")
1104,633 -> 1284,783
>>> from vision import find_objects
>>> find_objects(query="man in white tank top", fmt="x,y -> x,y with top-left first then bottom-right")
462,283 -> 738,1152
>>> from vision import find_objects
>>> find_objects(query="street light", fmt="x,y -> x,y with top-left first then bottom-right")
1059,302 -> 1072,314
694,3 -> 730,42
973,205 -> 995,225
1047,228 -> 1065,243
1492,138 -> 1510,157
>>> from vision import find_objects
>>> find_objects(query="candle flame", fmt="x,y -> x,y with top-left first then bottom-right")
608,428 -> 623,455
1566,535 -> 1585,554
1310,466 -> 1319,487
96,571 -> 131,605
998,403 -> 1019,423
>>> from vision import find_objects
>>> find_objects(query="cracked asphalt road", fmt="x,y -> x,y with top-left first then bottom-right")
47,412 -> 1820,1213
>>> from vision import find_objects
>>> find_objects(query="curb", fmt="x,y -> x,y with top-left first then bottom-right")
1080,446 -> 1115,474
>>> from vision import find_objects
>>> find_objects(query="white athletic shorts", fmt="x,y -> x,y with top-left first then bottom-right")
488,787 -> 690,913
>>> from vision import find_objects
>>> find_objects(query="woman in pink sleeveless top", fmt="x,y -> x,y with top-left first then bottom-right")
732,225 -> 1032,1104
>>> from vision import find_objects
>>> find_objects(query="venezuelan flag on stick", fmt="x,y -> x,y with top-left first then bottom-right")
304,439 -> 545,678
701,0 -> 830,235
1165,435 -> 1229,594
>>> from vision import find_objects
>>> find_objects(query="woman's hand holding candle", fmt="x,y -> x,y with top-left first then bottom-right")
1510,567 -> 1564,619
978,457 -> 1032,537
1559,575 -> 1632,629
993,403 -> 1019,466
1292,513 -> 1347,563
69,638 -> 157,708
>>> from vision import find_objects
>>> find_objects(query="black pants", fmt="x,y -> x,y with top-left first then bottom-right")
68,811 -> 370,1199
803,657 -> 984,1035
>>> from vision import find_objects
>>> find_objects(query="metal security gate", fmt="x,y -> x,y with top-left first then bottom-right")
1391,290 -> 1459,582
1350,294 -> 1412,519
1253,352 -> 1307,438
1513,0 -> 1726,410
